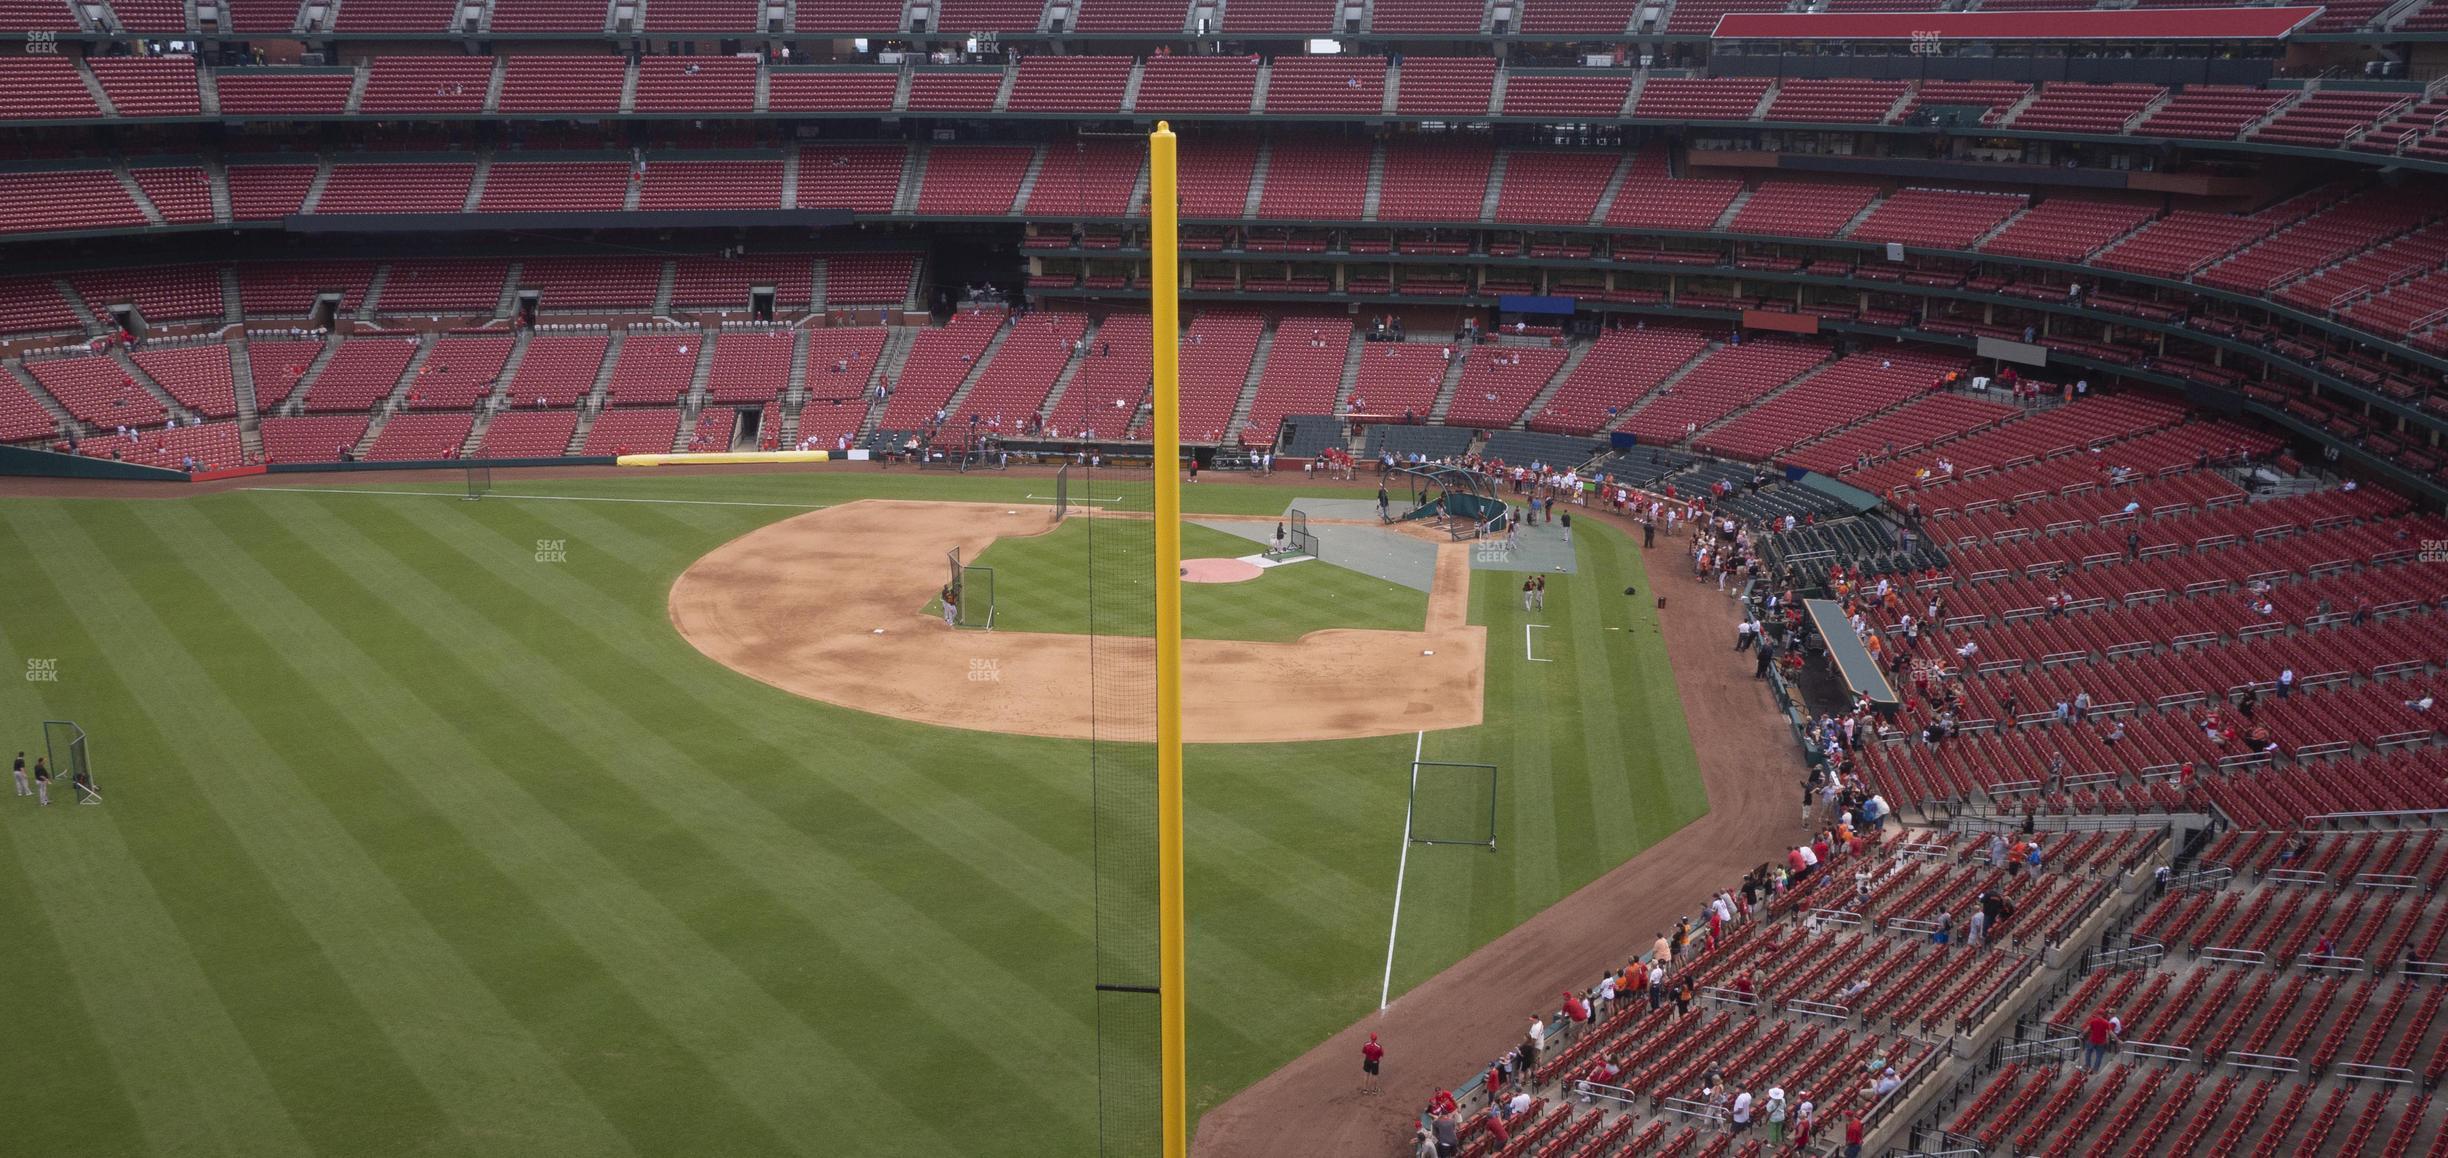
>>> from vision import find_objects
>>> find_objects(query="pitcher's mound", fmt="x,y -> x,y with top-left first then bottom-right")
1182,557 -> 1264,584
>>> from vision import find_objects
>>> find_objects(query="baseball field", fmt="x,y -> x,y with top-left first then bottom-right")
0,467 -> 1706,1158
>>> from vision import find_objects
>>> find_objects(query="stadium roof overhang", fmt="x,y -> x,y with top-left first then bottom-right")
1713,6 -> 2322,41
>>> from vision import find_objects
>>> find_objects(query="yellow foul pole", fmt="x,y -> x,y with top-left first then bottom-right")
1148,120 -> 1189,1158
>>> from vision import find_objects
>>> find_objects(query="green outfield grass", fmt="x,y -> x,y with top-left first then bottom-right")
0,470 -> 1705,1157
927,518 -> 1428,640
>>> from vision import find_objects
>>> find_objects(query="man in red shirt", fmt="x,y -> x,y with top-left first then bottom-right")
1361,1032 -> 1384,1094
2085,1011 -> 2117,1072
1845,1113 -> 1865,1158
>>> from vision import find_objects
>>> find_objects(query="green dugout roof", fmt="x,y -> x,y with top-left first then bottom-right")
1803,598 -> 1900,707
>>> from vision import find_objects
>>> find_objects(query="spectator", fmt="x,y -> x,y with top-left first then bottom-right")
2084,1010 -> 2117,1072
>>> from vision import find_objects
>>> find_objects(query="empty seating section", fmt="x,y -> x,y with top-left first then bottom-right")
1006,56 -> 1132,113
1074,0 -> 1187,30
501,335 -> 608,407
1763,78 -> 1906,124
1516,0 -> 1634,31
581,408 -> 681,454
217,0 -> 298,30
245,339 -> 326,410
375,260 -> 510,315
954,313 -> 1083,424
1851,188 -> 2026,250
237,261 -> 374,318
28,355 -> 167,429
700,330 -> 791,404
2196,186 -> 2431,295
106,0 -> 188,30
1348,342 -> 1446,419
404,336 -> 513,409
1494,150 -> 1616,227
2252,91 -> 2406,148
0,56 -> 97,119
1177,137 -> 1259,218
259,415 -> 370,462
792,395 -> 866,448
1606,144 -> 1739,230
1024,140 -> 1141,218
766,70 -> 897,112
1046,313 -> 1149,434
1979,199 -> 2156,262
1242,316 -> 1348,445
1664,0 -> 1783,34
1444,345 -> 1566,430
1614,339 -> 1827,445
72,265 -> 221,323
1262,56 -> 1386,116
360,57 -> 494,115
916,146 -> 1033,215
1168,312 -> 1263,442
0,170 -> 142,235
2095,211 -> 2273,279
0,277 -> 75,334
1257,141 -> 1368,220
639,160 -> 782,210
213,70 -> 353,115
878,310 -> 1001,428
1898,80 -> 2026,125
1697,350 -> 1960,461
87,57 -> 200,116
333,0 -> 456,28
2136,85 -> 2290,139
791,144 -> 903,214
489,0 -> 611,31
600,333 -> 699,404
1392,56 -> 1494,116
476,410 -> 580,457
2006,82 -> 2164,133
1785,392 -> 2019,476
822,253 -> 917,306
70,422 -> 244,471
641,0 -> 760,28
497,57 -> 627,114
2278,223 -> 2448,315
0,372 -> 51,442
479,162 -> 628,212
1376,143 -> 1492,222
632,56 -> 758,112
1634,77 -> 1769,122
298,337 -> 416,412
935,0 -> 1047,29
672,255 -> 813,311
1501,73 -> 1629,118
0,0 -> 75,28
226,165 -> 316,220
1370,0 -> 1485,32
1528,325 -> 1710,434
1133,55 -> 1258,114
364,412 -> 473,459
801,327 -> 886,400
516,257 -> 662,311
130,166 -> 214,224
1729,181 -> 1878,238
904,71 -> 1002,113
313,163 -> 474,214
795,0 -> 904,29
2342,263 -> 2448,336
1219,0 -> 1333,30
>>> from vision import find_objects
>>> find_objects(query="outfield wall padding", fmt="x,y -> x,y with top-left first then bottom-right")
0,444 -> 189,481
264,456 -> 617,473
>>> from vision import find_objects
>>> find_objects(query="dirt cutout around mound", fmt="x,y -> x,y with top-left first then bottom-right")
1191,518 -> 1798,1158
669,499 -> 1484,744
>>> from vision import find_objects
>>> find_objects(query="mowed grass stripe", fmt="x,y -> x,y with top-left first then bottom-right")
412,491 -> 1336,1031
182,500 -> 895,1156
108,503 -> 645,1157
0,510 -> 326,1157
326,494 -> 1106,1112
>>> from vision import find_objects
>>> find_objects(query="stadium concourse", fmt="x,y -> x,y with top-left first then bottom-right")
13,0 -> 2448,1155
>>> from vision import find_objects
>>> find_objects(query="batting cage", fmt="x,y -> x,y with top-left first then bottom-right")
1408,760 -> 1500,850
1287,508 -> 1317,558
45,719 -> 94,802
464,463 -> 491,501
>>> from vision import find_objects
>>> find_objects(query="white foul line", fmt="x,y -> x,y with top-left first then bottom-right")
1380,729 -> 1425,1011
1526,623 -> 1554,662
